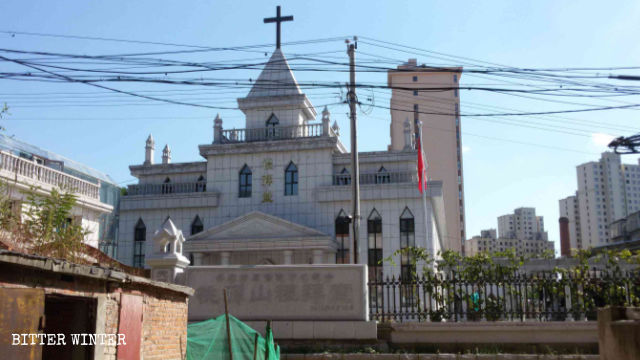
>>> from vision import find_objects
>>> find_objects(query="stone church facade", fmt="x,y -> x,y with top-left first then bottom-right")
116,48 -> 446,281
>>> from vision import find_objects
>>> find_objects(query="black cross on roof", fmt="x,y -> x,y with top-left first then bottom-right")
263,6 -> 293,49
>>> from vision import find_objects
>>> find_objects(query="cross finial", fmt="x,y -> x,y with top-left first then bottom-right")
263,6 -> 294,49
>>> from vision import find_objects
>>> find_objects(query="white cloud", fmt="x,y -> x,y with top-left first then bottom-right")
462,146 -> 471,153
591,133 -> 616,147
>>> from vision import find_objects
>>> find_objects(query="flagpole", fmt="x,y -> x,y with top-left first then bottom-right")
418,120 -> 432,259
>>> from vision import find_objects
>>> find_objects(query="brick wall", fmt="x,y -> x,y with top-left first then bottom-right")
0,253 -> 192,360
141,288 -> 189,360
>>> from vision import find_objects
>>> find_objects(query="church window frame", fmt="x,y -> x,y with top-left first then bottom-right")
196,175 -> 206,192
284,161 -> 298,196
266,113 -> 280,138
191,215 -> 204,235
239,165 -> 252,198
367,209 -> 383,308
375,166 -> 391,184
335,210 -> 350,264
399,207 -> 416,307
162,177 -> 173,194
336,168 -> 351,185
133,218 -> 146,268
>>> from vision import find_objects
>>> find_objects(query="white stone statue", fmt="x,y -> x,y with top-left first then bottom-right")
146,217 -> 190,283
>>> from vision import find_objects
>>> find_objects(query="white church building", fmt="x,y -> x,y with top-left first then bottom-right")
116,47 -> 446,282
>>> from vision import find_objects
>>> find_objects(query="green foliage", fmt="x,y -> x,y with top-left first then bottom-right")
381,246 -> 640,322
21,186 -> 88,261
0,180 -> 88,262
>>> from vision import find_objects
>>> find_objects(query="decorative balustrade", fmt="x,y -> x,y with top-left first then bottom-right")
0,151 -> 100,200
220,123 -> 325,143
333,171 -> 416,186
126,181 -> 206,196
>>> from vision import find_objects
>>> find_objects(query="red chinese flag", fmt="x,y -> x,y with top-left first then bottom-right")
416,135 -> 427,194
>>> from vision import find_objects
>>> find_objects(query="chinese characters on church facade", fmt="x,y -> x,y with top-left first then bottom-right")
262,158 -> 274,203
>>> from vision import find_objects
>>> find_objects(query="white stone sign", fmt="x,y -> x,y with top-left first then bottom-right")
185,264 -> 368,321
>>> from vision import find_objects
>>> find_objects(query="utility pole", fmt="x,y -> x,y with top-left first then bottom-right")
347,37 -> 360,264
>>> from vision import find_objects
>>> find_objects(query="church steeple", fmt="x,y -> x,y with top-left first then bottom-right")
237,49 -> 316,129
244,49 -> 302,99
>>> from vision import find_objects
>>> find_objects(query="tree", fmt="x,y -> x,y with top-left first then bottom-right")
0,181 -> 88,263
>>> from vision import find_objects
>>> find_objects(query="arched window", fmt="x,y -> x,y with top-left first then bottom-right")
266,113 -> 279,138
191,215 -> 204,235
375,166 -> 390,184
164,242 -> 171,253
399,207 -> 415,281
133,218 -> 146,268
239,165 -> 252,198
335,210 -> 350,264
196,175 -> 206,192
162,177 -> 173,194
336,168 -> 351,185
400,207 -> 416,307
367,209 -> 383,278
284,162 -> 298,196
367,209 -> 383,307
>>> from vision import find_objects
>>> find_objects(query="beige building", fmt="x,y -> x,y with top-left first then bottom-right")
497,207 -> 548,241
466,209 -> 553,257
387,59 -> 465,253
0,135 -> 118,250
465,235 -> 554,257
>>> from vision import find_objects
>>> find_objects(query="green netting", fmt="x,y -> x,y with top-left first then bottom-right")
186,315 -> 280,360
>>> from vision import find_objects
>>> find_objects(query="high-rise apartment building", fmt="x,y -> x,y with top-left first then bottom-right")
559,152 -> 640,249
465,214 -> 554,258
497,207 -> 548,241
387,59 -> 465,253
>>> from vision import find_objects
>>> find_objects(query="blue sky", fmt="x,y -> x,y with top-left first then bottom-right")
2,0 -> 640,254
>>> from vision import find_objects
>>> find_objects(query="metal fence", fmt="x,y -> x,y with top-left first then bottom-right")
368,269 -> 640,322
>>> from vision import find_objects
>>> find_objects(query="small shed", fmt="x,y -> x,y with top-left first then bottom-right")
0,250 -> 194,360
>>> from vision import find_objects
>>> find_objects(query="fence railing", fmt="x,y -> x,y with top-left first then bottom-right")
126,181 -> 206,196
368,269 -> 640,322
0,151 -> 100,200
333,171 -> 416,186
221,123 -> 324,143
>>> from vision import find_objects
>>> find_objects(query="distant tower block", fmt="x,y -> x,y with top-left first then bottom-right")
145,134 -> 155,165
387,59 -> 465,252
162,144 -> 172,164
